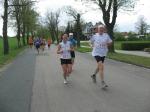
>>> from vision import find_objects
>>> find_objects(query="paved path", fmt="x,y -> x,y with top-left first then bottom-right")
0,45 -> 150,112
0,49 -> 36,112
115,50 -> 150,57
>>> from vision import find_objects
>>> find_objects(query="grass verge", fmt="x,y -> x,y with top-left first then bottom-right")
107,52 -> 150,68
0,38 -> 26,68
0,47 -> 26,68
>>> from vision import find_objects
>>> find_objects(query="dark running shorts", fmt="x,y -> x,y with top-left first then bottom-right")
70,51 -> 75,58
29,43 -> 33,45
60,59 -> 72,65
94,56 -> 105,63
35,44 -> 40,49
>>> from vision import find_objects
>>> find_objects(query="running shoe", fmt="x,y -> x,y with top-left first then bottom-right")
64,79 -> 68,84
101,81 -> 108,89
91,74 -> 96,83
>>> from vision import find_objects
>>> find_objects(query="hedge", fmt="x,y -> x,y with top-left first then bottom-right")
121,42 -> 150,50
144,48 -> 150,52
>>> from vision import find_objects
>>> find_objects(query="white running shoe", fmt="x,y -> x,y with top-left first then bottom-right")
64,80 -> 68,84
101,81 -> 108,89
66,76 -> 70,82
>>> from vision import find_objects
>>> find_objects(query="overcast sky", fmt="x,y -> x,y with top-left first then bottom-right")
0,0 -> 150,36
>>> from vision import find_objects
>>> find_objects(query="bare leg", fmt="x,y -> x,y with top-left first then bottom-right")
61,64 -> 67,80
94,67 -> 99,75
67,64 -> 72,75
98,62 -> 104,81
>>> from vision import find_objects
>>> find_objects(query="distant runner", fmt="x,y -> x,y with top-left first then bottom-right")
34,38 -> 41,54
28,36 -> 33,48
68,33 -> 77,67
47,38 -> 52,49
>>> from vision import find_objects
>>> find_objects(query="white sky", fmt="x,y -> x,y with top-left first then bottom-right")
0,0 -> 150,36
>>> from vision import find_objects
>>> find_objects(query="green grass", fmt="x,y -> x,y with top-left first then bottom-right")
76,47 -> 92,53
114,41 -> 122,50
76,46 -> 150,68
107,52 -> 150,68
80,41 -> 90,47
114,41 -> 150,50
0,38 -> 26,67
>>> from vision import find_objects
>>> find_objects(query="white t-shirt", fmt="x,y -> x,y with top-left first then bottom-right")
59,41 -> 71,59
90,33 -> 112,57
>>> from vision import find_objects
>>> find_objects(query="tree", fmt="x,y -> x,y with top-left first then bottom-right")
23,8 -> 38,44
65,22 -> 74,34
77,0 -> 138,52
10,0 -> 37,47
74,14 -> 82,47
2,0 -> 9,55
1,0 -> 37,54
135,16 -> 149,35
36,24 -> 50,39
64,6 -> 83,47
45,10 -> 60,44
65,22 -> 71,34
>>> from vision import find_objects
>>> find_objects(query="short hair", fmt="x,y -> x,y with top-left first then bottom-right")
98,25 -> 104,28
69,33 -> 73,36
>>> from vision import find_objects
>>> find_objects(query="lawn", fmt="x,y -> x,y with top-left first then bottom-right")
0,38 -> 26,67
107,52 -> 150,68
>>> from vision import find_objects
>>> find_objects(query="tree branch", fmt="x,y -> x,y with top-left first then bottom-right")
111,0 -> 117,27
8,1 -> 36,7
107,0 -> 113,12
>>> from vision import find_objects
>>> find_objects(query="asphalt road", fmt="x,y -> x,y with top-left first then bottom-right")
0,46 -> 150,112
0,49 -> 36,112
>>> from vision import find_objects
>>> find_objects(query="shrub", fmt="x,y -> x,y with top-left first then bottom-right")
121,42 -> 150,50
114,32 -> 126,41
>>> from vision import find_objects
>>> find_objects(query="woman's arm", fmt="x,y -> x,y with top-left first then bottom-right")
57,44 -> 63,54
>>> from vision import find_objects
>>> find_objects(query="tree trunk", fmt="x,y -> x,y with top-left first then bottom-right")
76,14 -> 81,47
22,23 -> 26,46
55,27 -> 59,44
26,28 -> 29,44
107,26 -> 115,52
17,23 -> 21,47
2,0 -> 9,55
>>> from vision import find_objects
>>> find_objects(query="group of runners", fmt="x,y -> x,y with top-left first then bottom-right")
57,25 -> 112,89
28,37 -> 52,54
28,25 -> 112,89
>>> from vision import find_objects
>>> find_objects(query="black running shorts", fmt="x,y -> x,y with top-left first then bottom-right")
35,44 -> 40,49
94,56 -> 105,63
60,59 -> 72,65
70,51 -> 75,58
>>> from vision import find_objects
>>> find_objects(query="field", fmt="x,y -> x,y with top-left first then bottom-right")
0,38 -> 25,67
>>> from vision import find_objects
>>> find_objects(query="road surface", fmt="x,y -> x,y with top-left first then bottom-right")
0,45 -> 150,112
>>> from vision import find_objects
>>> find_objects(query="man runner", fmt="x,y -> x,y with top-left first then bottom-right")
90,25 -> 112,88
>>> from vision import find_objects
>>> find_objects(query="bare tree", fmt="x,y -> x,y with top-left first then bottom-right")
135,16 -> 149,35
77,0 -> 138,52
45,10 -> 60,44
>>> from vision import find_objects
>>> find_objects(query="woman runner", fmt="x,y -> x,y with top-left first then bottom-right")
57,33 -> 73,84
